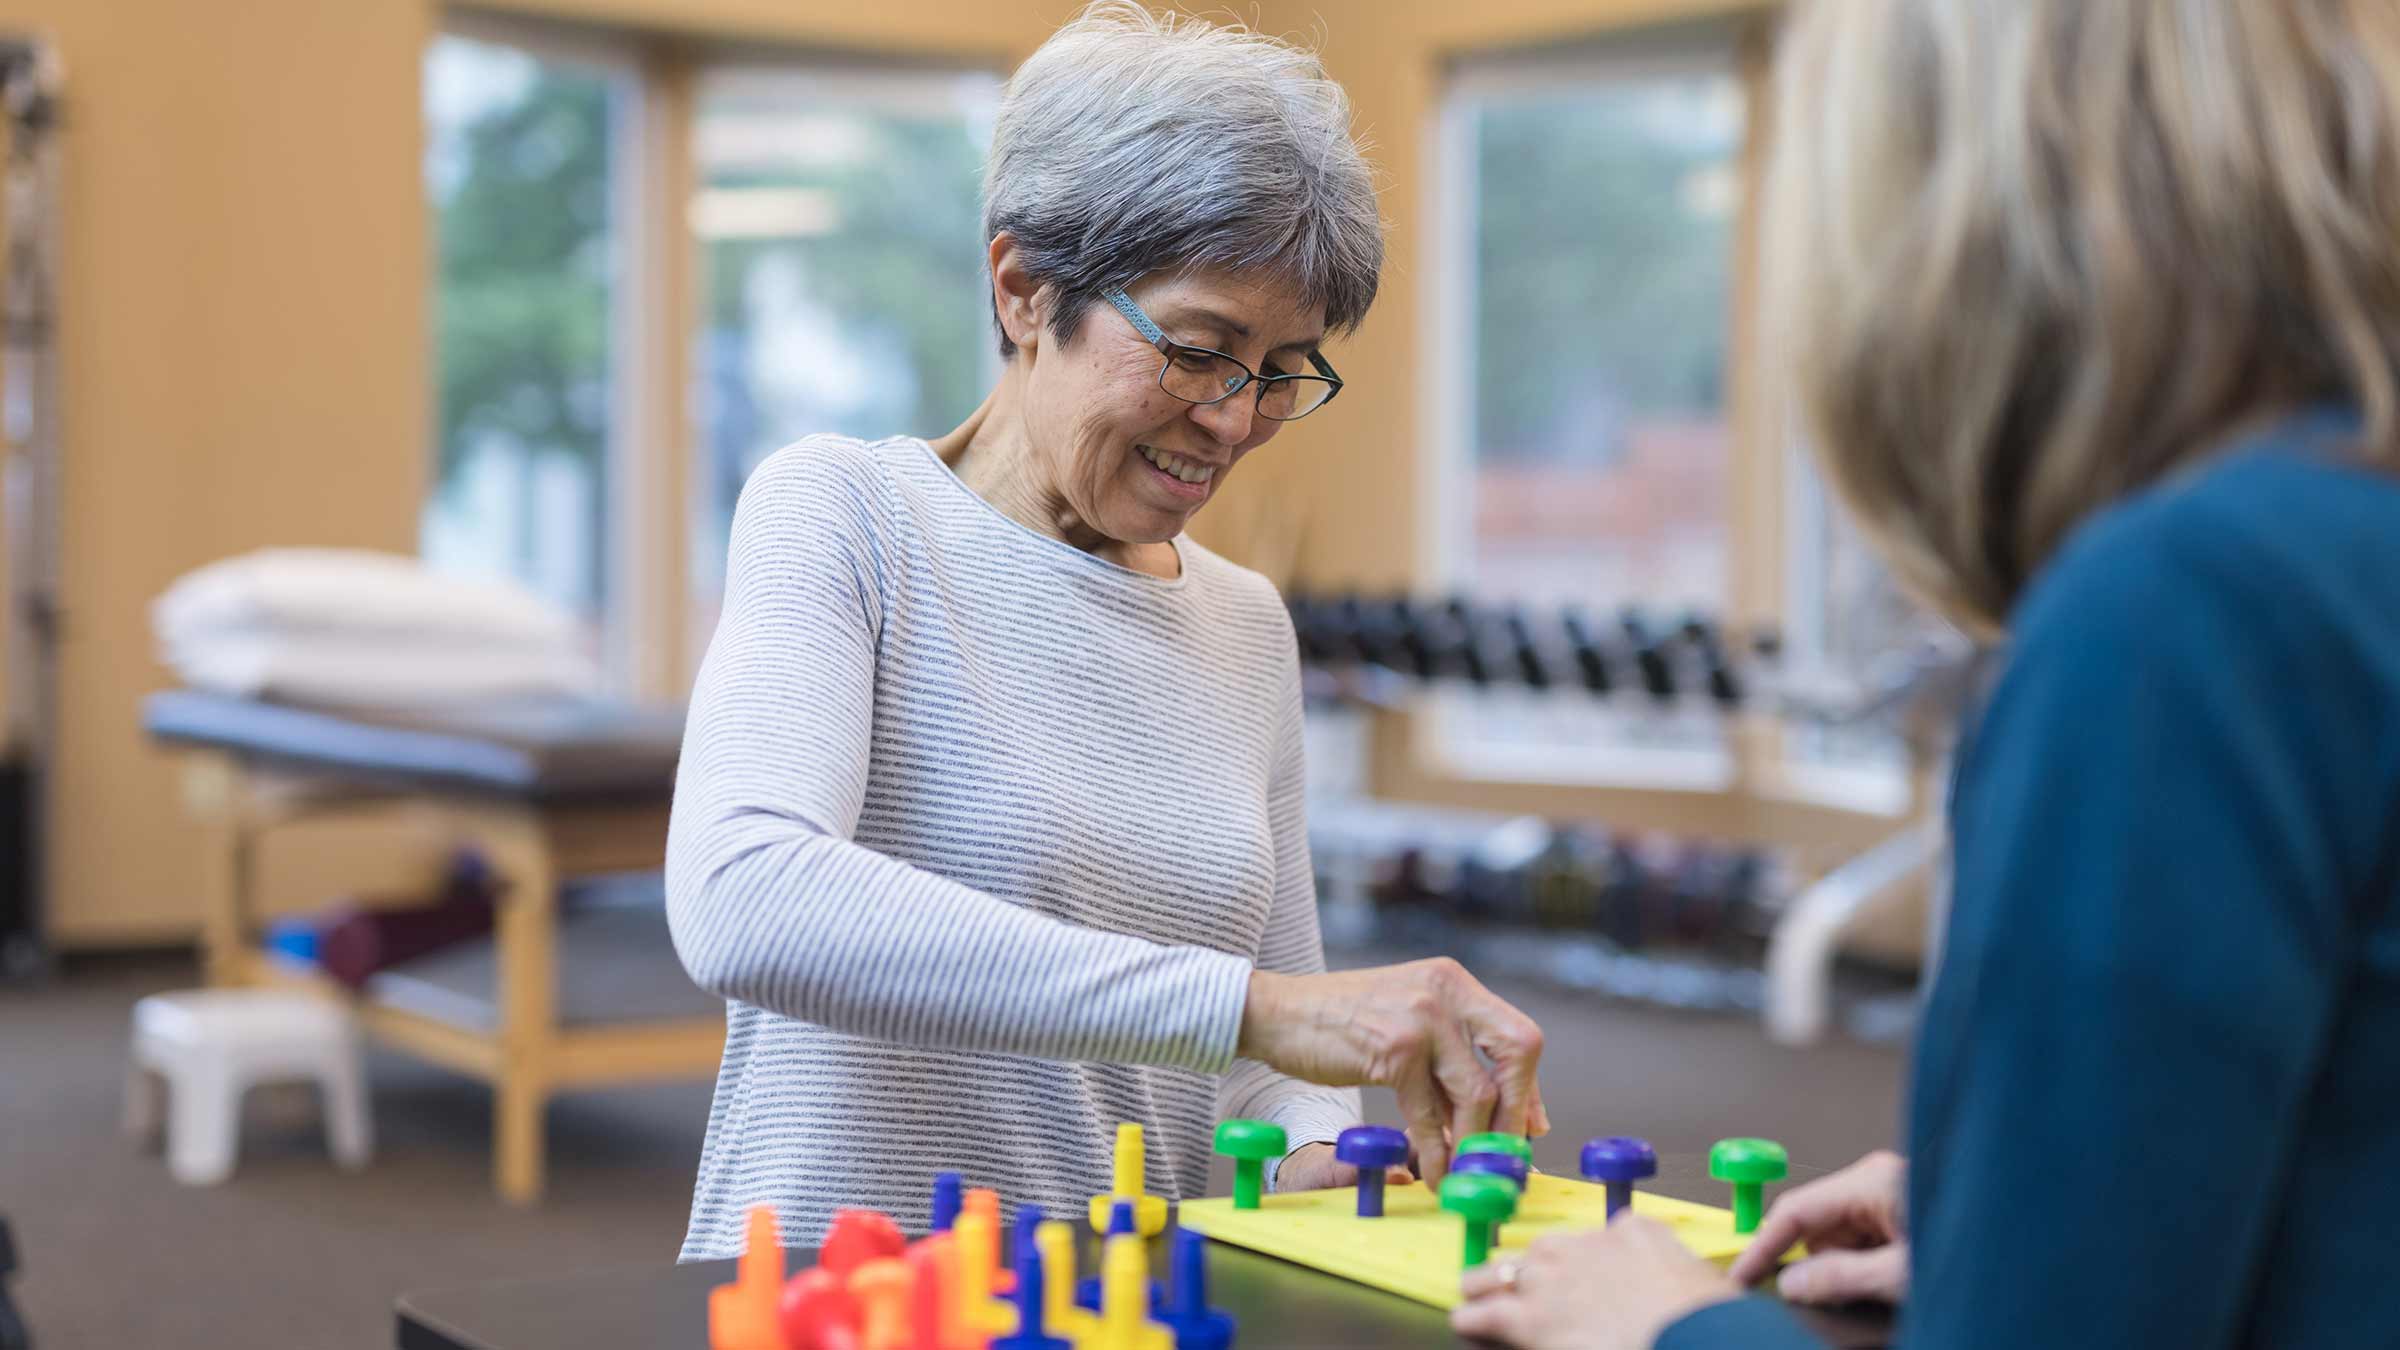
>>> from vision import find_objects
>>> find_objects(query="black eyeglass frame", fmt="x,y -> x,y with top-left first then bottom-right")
1100,287 -> 1345,421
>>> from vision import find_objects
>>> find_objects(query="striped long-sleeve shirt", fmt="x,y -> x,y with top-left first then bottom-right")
667,433 -> 1359,1260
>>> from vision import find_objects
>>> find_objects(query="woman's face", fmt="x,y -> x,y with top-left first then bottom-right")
1021,267 -> 1326,545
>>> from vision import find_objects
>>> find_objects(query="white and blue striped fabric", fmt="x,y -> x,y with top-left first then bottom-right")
667,434 -> 1359,1260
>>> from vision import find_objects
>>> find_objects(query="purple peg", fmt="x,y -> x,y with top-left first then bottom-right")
991,1203 -> 1072,1350
1580,1136 -> 1659,1218
1334,1125 -> 1410,1217
1450,1151 -> 1530,1188
1161,1228 -> 1237,1350
930,1171 -> 964,1232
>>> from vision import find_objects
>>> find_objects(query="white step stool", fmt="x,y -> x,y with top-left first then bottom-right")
123,988 -> 373,1185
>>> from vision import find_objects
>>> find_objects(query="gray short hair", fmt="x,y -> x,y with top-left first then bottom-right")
982,1 -> 1384,358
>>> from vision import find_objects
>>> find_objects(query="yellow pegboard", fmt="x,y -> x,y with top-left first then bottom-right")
1179,1173 -> 1760,1311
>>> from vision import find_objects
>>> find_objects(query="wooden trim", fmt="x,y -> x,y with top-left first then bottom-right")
1725,14 -> 1785,796
552,1018 -> 727,1086
623,41 -> 699,701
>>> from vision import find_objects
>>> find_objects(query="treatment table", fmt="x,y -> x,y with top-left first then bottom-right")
144,690 -> 722,1204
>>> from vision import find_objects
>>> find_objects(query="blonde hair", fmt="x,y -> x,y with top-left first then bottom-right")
1766,0 -> 2400,631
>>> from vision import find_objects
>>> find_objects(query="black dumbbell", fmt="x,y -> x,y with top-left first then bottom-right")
1389,597 -> 1440,679
1441,597 -> 1494,687
1679,614 -> 1744,708
1502,607 -> 1551,690
1561,605 -> 1615,696
1620,610 -> 1679,701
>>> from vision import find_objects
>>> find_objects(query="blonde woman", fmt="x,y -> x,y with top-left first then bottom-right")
1454,1 -> 2400,1346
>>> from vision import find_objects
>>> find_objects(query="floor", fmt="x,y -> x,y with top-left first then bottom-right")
0,949 -> 1903,1350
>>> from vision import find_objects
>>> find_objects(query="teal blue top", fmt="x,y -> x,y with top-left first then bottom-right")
1660,408 -> 2400,1349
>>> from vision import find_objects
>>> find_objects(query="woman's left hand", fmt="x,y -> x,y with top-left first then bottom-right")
1275,1140 -> 1415,1194
1450,1216 -> 1739,1350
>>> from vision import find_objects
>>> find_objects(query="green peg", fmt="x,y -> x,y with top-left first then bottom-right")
1440,1172 -> 1520,1268
1214,1119 -> 1288,1210
1709,1137 -> 1788,1234
1453,1132 -> 1533,1165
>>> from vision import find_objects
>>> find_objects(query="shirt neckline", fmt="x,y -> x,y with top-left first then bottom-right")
900,436 -> 1194,592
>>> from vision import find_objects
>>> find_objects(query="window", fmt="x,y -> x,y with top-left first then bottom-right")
687,67 -> 1000,640
1426,27 -> 1749,782
422,30 -> 638,668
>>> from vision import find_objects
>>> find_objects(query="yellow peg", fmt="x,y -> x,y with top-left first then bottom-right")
1036,1220 -> 1097,1344
952,1210 -> 1001,1350
849,1257 -> 914,1350
706,1206 -> 784,1350
1087,1123 -> 1170,1237
1088,1235 -> 1173,1350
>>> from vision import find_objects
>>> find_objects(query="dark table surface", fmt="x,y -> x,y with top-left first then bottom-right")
397,1158 -> 1894,1350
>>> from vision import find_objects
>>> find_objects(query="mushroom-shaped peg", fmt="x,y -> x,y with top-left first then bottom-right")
1213,1119 -> 1289,1211
1440,1172 -> 1521,1269
777,1267 -> 862,1350
846,1258 -> 913,1350
1709,1137 -> 1788,1234
1335,1125 -> 1410,1216
1453,1132 -> 1533,1166
1449,1151 -> 1530,1189
1580,1137 -> 1658,1219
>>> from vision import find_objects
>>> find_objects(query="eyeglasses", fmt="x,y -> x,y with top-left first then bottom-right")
1102,288 -> 1344,422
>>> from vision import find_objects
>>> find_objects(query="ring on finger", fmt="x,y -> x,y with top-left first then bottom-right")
1494,1258 -> 1525,1294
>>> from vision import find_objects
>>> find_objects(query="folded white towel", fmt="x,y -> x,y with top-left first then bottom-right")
153,550 -> 603,707
154,549 -> 582,653
162,630 -> 601,708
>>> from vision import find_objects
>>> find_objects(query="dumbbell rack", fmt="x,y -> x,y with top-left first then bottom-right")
1291,591 -> 1990,1039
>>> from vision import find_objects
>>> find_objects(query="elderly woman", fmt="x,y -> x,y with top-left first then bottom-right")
667,2 -> 1545,1258
1453,1 -> 2400,1347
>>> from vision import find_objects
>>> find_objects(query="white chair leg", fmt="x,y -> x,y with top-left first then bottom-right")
1765,819 -> 1943,1046
318,1048 -> 373,1170
122,1054 -> 165,1147
166,1060 -> 241,1186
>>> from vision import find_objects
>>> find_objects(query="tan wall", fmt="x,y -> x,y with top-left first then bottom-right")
16,0 -> 433,944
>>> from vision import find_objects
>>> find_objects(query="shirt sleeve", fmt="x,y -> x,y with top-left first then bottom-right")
665,443 -> 1252,1072
1654,1297 -> 1831,1350
1219,643 -> 1362,1189
1897,502 -> 2368,1348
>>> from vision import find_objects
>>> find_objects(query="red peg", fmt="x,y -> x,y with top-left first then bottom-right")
779,1267 -> 862,1350
907,1234 -> 953,1350
821,1209 -> 907,1279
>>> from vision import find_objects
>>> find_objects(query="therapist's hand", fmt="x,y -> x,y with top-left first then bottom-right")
1237,958 -> 1547,1186
1728,1150 -> 1910,1305
1453,1216 -> 1736,1350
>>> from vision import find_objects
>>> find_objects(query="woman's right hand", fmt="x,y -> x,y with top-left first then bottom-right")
1728,1149 -> 1911,1305
1237,958 -> 1547,1185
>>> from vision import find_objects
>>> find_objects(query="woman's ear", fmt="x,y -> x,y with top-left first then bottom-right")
988,233 -> 1045,354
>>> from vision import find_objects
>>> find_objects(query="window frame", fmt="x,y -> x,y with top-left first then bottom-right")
425,14 -> 659,693
1416,19 -> 1759,792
